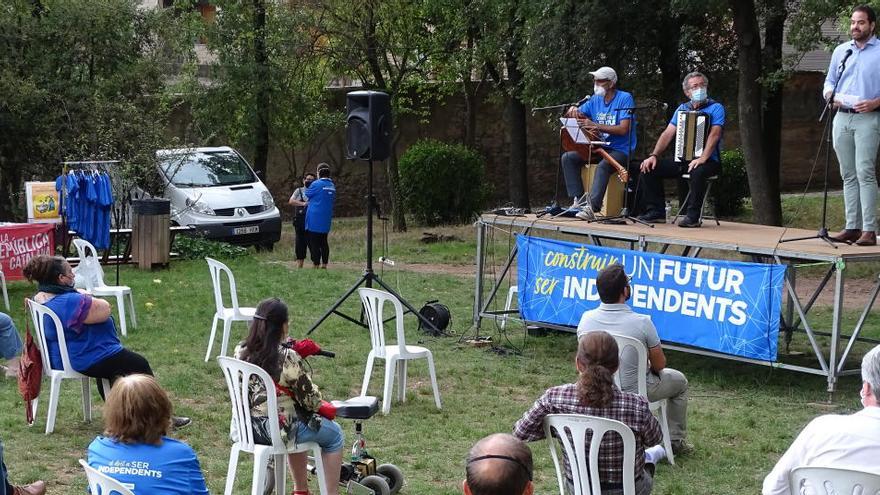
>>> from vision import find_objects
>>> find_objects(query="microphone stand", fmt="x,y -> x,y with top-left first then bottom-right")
532,96 -> 591,216
780,54 -> 850,247
589,105 -> 652,227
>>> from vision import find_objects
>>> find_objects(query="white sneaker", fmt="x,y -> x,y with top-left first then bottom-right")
645,444 -> 667,464
576,205 -> 596,221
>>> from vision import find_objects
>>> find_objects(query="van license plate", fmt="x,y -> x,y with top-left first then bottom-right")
233,226 -> 260,235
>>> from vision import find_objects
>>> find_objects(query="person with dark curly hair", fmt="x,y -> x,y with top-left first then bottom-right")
234,297 -> 343,495
513,331 -> 662,495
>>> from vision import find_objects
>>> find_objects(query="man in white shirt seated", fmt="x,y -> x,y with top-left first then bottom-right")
762,344 -> 880,495
576,263 -> 691,455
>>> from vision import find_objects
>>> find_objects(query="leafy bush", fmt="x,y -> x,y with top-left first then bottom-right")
713,149 -> 750,217
172,234 -> 249,260
398,140 -> 489,226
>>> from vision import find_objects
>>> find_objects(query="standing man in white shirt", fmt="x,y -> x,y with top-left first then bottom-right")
576,263 -> 691,455
762,344 -> 880,494
824,5 -> 880,246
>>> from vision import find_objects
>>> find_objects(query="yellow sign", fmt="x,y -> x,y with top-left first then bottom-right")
25,181 -> 61,223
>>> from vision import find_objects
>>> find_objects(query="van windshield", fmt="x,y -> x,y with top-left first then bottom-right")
159,150 -> 256,187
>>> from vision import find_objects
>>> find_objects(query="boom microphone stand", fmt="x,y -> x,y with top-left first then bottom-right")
307,158 -> 439,335
780,49 -> 853,248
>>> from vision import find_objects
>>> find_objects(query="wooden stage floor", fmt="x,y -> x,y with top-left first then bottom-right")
480,213 -> 880,263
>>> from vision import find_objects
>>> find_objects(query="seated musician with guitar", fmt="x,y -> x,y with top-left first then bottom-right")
561,66 -> 635,219
638,71 -> 725,228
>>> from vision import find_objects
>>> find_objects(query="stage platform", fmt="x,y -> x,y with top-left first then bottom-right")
472,213 -> 880,394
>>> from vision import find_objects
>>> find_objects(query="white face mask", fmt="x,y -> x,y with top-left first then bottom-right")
594,84 -> 606,97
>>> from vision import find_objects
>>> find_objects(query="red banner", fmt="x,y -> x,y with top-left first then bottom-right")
0,223 -> 55,280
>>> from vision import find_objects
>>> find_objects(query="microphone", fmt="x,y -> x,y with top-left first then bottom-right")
574,94 -> 592,106
839,48 -> 853,71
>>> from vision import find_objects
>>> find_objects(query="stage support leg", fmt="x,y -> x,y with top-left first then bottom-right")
785,265 -> 796,353
828,261 -> 845,395
473,221 -> 486,332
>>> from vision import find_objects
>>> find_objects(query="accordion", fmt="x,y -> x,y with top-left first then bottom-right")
674,111 -> 708,162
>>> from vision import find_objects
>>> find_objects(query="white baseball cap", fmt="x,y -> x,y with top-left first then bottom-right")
589,66 -> 618,83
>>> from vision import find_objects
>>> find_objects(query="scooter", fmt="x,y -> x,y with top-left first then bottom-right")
330,396 -> 405,495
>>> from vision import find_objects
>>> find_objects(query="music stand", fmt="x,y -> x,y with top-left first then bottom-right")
779,55 -> 850,248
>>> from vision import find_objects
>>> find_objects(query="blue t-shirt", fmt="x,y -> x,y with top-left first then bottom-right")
304,177 -> 336,234
577,89 -> 637,155
88,436 -> 210,495
669,99 -> 726,163
42,292 -> 123,371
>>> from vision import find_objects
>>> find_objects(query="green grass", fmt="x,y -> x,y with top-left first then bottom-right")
0,209 -> 874,495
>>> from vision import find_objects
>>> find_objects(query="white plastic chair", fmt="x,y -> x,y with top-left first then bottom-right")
205,257 -> 255,362
27,298 -> 95,434
608,333 -> 676,465
0,268 -> 9,311
358,288 -> 442,415
72,239 -> 136,337
789,466 -> 880,495
500,285 -> 518,330
79,459 -> 135,495
544,413 -> 637,495
217,356 -> 328,495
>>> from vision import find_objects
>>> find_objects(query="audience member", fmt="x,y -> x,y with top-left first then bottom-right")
0,436 -> 46,495
762,344 -> 880,495
0,312 -> 22,378
514,331 -> 663,495
23,255 -> 190,428
234,297 -> 343,495
304,163 -> 336,269
576,263 -> 691,455
463,433 -> 533,495
288,172 -> 316,268
87,374 -> 208,494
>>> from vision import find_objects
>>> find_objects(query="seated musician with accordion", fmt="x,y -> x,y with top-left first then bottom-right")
561,66 -> 635,219
638,71 -> 725,228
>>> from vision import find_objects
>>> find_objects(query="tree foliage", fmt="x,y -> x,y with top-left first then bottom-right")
0,0 -> 194,219
187,0 -> 337,182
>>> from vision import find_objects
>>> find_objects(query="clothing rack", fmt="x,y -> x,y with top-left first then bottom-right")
60,160 -> 123,286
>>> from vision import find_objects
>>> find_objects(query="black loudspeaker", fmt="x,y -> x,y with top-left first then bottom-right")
346,90 -> 392,161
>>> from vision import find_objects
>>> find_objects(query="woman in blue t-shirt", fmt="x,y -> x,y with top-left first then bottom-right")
88,374 -> 209,494
23,255 -> 190,427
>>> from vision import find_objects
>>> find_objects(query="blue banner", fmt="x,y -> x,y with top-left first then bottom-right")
516,235 -> 786,361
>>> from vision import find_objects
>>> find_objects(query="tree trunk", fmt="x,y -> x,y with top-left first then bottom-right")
506,95 -> 529,208
0,157 -> 23,220
730,0 -> 782,225
657,14 -> 683,120
762,0 -> 786,197
504,6 -> 529,208
252,0 -> 270,179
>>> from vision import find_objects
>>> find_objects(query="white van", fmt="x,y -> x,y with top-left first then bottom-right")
156,146 -> 281,249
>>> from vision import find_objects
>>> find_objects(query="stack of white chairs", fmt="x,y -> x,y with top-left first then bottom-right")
72,239 -> 136,336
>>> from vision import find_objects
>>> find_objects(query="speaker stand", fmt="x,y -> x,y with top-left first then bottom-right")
306,158 -> 439,335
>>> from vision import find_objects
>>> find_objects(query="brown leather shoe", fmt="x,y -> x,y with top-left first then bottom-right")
12,481 -> 47,495
830,229 -> 861,243
856,231 -> 877,246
